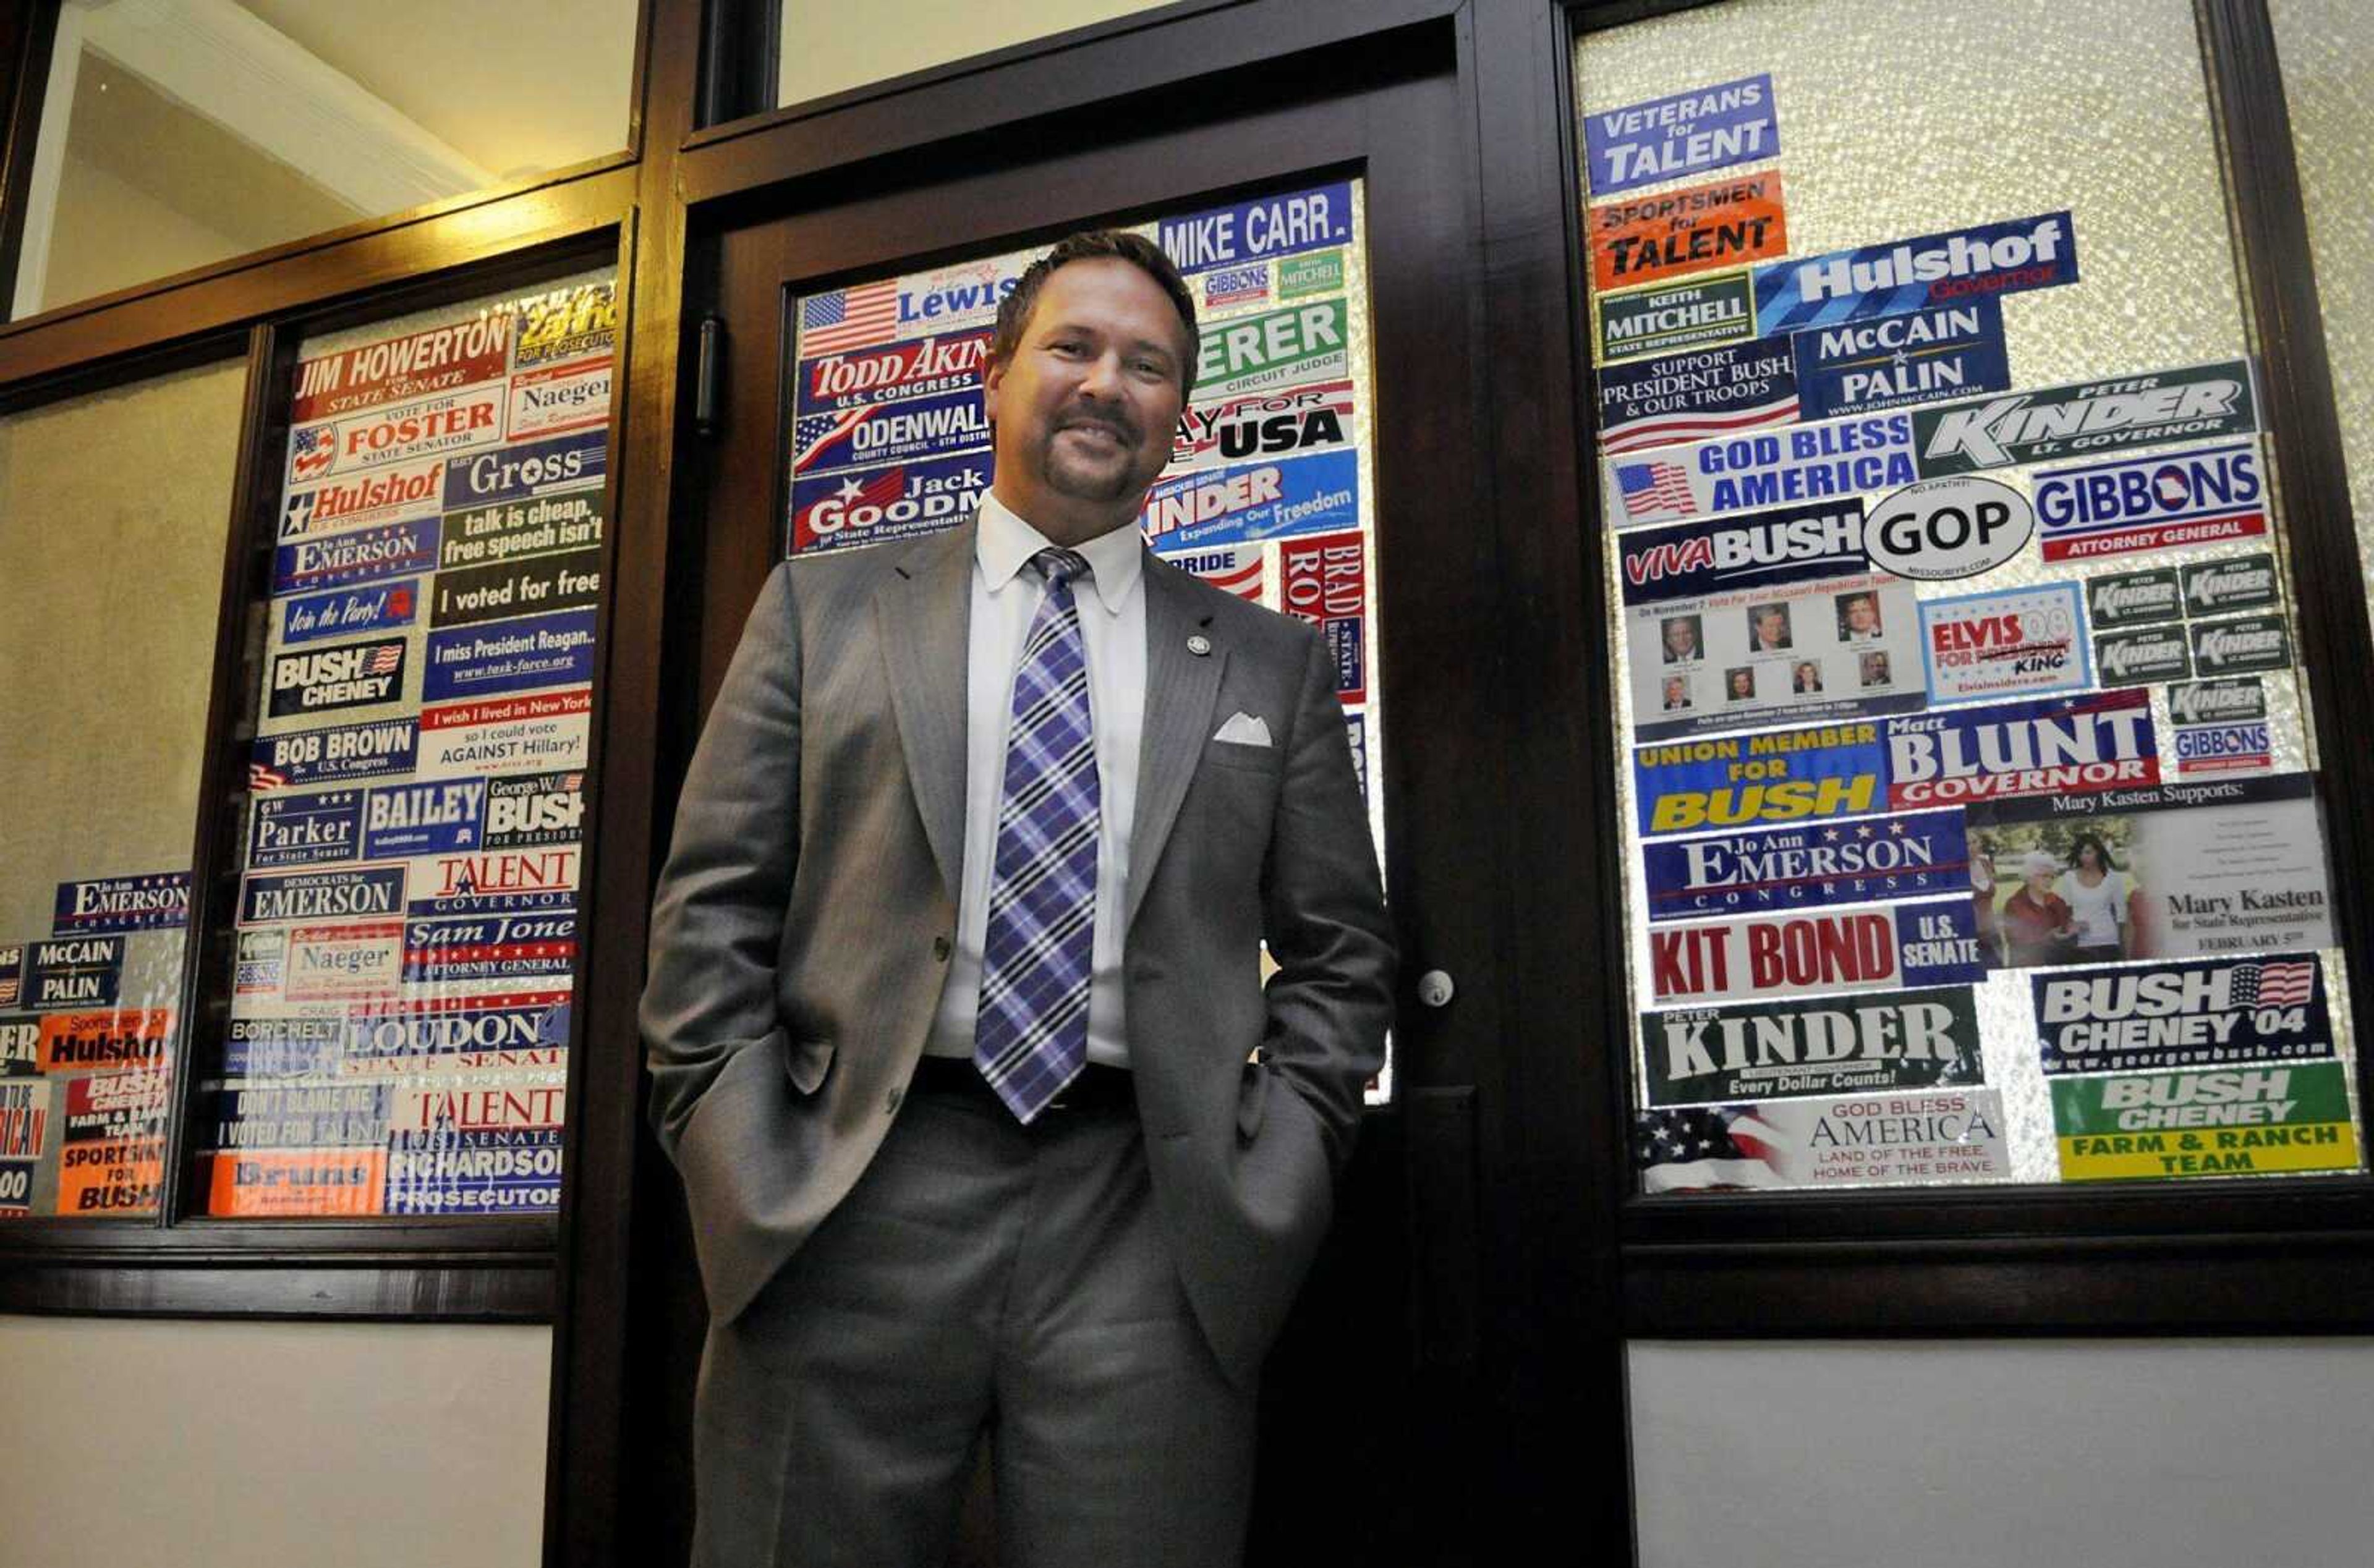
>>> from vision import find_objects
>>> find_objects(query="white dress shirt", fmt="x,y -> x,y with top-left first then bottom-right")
924,494 -> 1148,1067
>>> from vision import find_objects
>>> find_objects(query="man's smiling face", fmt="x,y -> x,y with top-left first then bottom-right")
985,257 -> 1191,545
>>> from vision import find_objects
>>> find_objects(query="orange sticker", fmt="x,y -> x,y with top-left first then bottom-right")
38,1008 -> 172,1072
1589,171 -> 1789,292
57,1135 -> 164,1215
206,1148 -> 388,1217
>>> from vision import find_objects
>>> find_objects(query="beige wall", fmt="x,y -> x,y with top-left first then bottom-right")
1631,1339 -> 2374,1567
0,1316 -> 549,1564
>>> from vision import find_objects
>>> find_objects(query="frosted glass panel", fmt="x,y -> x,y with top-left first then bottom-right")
777,0 -> 1167,107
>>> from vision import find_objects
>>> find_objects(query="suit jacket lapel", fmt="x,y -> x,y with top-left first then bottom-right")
1128,553 -> 1225,930
875,520 -> 976,901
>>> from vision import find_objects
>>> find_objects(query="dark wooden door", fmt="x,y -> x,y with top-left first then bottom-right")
624,46 -> 1529,1567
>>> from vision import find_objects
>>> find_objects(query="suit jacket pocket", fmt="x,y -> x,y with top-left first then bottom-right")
1205,737 -> 1283,774
784,1034 -> 835,1096
1236,1057 -> 1272,1143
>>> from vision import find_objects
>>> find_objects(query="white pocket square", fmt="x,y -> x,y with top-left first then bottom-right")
1213,711 -> 1272,747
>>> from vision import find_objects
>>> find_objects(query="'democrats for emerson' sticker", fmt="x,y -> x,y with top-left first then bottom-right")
1865,475 -> 2033,580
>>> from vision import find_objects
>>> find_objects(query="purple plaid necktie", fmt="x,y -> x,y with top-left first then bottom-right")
975,548 -> 1100,1122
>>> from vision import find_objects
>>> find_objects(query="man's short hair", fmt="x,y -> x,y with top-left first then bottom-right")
990,230 -> 1201,401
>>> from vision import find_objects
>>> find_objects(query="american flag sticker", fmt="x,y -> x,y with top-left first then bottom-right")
798,281 -> 900,358
289,425 -> 336,482
1615,460 -> 1698,521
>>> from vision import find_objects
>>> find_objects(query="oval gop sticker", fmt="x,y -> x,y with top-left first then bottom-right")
1867,475 -> 2034,580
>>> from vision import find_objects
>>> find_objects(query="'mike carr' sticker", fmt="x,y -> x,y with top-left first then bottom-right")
1159,181 -> 1356,271
1598,339 -> 1800,454
2032,441 -> 2265,561
1646,899 -> 1982,1004
1640,985 -> 1983,1106
2033,953 -> 2331,1075
1588,171 -> 1789,292
1584,73 -> 1777,198
1753,212 -> 2077,333
1790,299 -> 2011,420
1913,359 -> 2257,477
1640,809 -> 1970,923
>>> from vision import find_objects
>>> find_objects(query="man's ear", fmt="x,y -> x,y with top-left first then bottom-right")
982,355 -> 1006,423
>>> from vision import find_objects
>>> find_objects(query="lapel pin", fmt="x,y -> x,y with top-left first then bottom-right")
1186,634 -> 1212,657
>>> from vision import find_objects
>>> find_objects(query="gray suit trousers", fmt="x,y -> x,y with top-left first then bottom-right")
691,1080 -> 1257,1568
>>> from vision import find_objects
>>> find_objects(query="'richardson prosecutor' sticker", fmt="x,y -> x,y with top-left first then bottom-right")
2033,441 -> 2266,561
1915,360 -> 2257,477
1640,809 -> 1972,923
2052,1061 -> 2359,1181
1790,299 -> 2011,421
1755,211 -> 2077,333
1596,270 -> 1756,365
2034,954 -> 2331,1075
1647,899 -> 1981,1004
1641,985 -> 1983,1106
1584,72 -> 1777,198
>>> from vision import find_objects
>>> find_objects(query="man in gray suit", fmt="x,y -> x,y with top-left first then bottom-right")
641,230 -> 1395,1567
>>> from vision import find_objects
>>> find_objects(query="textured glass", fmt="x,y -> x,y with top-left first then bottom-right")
0,357 -> 247,1216
1580,0 -> 2360,1192
202,268 -> 613,1216
2271,0 -> 2374,616
14,0 -> 635,318
776,0 -> 1167,108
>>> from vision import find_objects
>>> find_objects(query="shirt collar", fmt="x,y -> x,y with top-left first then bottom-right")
977,491 -> 1144,617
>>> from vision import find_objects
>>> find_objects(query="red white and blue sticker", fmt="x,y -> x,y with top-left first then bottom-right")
1647,898 -> 1983,1004
1280,530 -> 1366,703
790,451 -> 993,555
796,330 -> 989,416
271,518 -> 440,596
1607,412 -> 1915,528
51,872 -> 190,935
1159,181 -> 1356,271
249,717 -> 419,791
2033,954 -> 2331,1075
362,778 -> 487,859
1917,583 -> 2090,705
1753,211 -> 2077,333
441,428 -> 606,512
384,1126 -> 564,1215
401,910 -> 577,985
1641,809 -> 1972,923
2032,441 -> 2266,562
793,386 -> 990,476
1597,339 -> 1798,455
280,578 -> 420,645
1584,74 -> 1777,198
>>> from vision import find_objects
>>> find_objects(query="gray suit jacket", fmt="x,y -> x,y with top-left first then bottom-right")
639,517 -> 1395,1387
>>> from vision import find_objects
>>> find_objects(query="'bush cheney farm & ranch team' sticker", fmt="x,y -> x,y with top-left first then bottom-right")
2051,1062 -> 2357,1180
